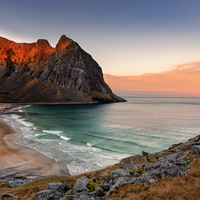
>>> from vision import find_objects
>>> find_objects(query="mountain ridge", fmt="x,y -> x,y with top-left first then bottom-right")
0,35 -> 125,103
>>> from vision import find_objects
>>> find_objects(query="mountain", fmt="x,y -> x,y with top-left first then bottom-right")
0,35 -> 125,103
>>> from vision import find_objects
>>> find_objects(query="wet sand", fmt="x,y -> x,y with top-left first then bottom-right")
0,105 -> 69,179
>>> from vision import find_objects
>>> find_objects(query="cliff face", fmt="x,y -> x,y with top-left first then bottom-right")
0,35 -> 125,103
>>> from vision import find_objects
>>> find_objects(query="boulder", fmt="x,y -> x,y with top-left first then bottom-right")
127,177 -> 137,184
141,172 -> 151,182
144,163 -> 153,170
73,178 -> 88,192
1,193 -> 18,200
148,154 -> 156,159
100,181 -> 110,192
142,151 -> 149,156
48,182 -> 64,191
95,187 -> 105,197
34,190 -> 63,200
149,178 -> 156,184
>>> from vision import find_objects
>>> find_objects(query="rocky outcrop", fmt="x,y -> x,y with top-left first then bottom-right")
0,35 -> 125,103
32,135 -> 200,200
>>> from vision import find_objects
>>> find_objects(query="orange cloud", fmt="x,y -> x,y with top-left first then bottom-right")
104,62 -> 200,97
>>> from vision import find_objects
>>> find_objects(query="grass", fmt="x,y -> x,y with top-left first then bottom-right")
1,146 -> 200,199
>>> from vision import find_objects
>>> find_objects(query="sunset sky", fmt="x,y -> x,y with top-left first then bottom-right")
0,0 -> 200,96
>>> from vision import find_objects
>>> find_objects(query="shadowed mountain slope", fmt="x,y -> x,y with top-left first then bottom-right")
0,35 -> 125,103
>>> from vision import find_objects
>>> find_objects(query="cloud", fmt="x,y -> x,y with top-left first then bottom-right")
104,62 -> 200,97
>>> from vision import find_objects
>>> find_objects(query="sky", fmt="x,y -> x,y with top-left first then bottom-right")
1,0 -> 200,76
0,0 -> 200,96
105,62 -> 200,97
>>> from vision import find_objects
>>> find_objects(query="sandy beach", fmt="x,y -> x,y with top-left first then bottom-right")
0,105 -> 69,179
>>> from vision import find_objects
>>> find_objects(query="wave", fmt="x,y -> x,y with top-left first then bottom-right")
43,130 -> 63,136
87,142 -> 92,147
11,114 -> 34,127
60,135 -> 71,141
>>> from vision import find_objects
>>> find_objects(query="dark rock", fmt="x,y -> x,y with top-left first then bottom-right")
1,193 -> 18,200
142,151 -> 149,156
95,187 -> 105,197
91,177 -> 97,183
100,181 -> 110,192
193,145 -> 200,154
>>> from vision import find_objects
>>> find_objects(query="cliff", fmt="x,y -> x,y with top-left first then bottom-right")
0,35 -> 125,103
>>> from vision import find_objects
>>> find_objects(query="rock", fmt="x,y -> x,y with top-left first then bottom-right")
100,181 -> 110,192
184,151 -> 190,155
141,157 -> 148,163
165,153 -> 179,162
127,177 -> 137,184
79,194 -> 90,200
149,178 -> 156,184
134,177 -> 143,185
48,182 -> 64,191
1,193 -> 18,200
144,163 -> 153,170
141,173 -> 151,182
34,190 -> 63,200
144,182 -> 148,187
95,187 -> 105,197
148,154 -> 156,159
142,151 -> 149,156
0,36 -> 125,104
110,177 -> 127,191
193,145 -> 200,154
73,178 -> 88,192
118,155 -> 140,167
91,177 -> 97,183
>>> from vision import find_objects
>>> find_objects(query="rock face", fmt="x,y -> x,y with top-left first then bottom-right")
0,35 -> 125,103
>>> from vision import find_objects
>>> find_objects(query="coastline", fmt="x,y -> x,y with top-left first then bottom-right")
0,105 -> 70,179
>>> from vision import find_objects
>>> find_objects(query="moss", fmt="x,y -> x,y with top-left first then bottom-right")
162,176 -> 173,180
135,167 -> 144,173
66,183 -> 74,191
181,146 -> 192,151
179,166 -> 186,170
185,156 -> 193,162
128,170 -> 134,175
86,180 -> 99,192
0,181 -> 12,189
171,142 -> 183,149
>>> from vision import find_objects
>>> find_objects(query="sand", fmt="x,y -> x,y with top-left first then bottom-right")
0,105 -> 69,179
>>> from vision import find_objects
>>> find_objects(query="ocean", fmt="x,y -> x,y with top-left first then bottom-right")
3,97 -> 200,175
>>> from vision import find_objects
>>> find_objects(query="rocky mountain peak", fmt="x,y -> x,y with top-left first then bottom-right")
36,39 -> 52,49
56,35 -> 73,50
0,35 -> 125,104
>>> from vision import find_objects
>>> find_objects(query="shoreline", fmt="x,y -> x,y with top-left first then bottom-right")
0,105 -> 70,179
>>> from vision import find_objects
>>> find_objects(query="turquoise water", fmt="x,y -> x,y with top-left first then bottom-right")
4,97 -> 200,175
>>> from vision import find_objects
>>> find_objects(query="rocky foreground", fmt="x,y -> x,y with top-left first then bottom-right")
0,35 -> 125,104
1,135 -> 200,200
